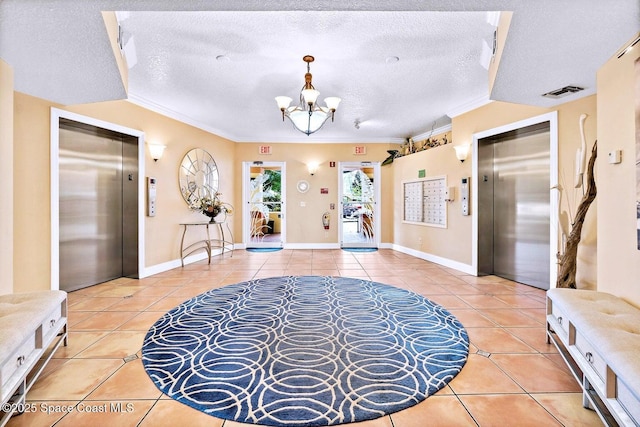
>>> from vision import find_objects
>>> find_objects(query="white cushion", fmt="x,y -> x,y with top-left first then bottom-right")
547,288 -> 640,401
0,291 -> 67,364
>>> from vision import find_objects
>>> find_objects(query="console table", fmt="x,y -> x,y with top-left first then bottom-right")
179,221 -> 234,267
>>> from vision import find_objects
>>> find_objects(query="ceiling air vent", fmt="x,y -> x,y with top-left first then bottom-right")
542,85 -> 584,99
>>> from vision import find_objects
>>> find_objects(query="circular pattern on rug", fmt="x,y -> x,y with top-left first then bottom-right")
142,276 -> 469,426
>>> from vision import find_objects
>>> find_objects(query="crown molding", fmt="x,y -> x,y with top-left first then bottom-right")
128,94 -> 405,144
412,124 -> 453,141
446,93 -> 493,118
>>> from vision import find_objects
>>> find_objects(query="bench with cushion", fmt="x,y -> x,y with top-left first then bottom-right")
0,291 -> 68,426
546,288 -> 640,426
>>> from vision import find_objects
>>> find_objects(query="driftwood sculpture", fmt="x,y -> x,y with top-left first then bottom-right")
556,140 -> 597,288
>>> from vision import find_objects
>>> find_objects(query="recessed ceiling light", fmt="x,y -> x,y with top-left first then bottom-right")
385,56 -> 399,64
216,55 -> 230,62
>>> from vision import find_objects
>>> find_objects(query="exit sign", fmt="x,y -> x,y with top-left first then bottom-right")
354,146 -> 366,155
259,145 -> 272,155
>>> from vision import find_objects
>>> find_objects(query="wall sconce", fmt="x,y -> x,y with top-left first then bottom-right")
307,162 -> 319,176
147,142 -> 166,162
453,144 -> 470,163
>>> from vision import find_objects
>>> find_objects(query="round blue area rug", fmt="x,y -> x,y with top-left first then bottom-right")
142,276 -> 469,427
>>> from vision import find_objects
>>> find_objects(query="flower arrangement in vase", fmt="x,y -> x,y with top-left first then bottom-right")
189,192 -> 233,223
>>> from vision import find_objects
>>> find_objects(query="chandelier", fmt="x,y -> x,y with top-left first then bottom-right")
275,55 -> 341,136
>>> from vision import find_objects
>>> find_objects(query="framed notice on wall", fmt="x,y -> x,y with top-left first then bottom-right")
403,175 -> 447,228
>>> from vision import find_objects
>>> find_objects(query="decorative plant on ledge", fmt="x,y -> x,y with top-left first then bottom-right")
556,140 -> 597,289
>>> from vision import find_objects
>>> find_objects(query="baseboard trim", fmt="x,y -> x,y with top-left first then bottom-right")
140,250 -> 223,278
283,243 -> 341,250
141,244 -> 475,277
391,244 -> 475,275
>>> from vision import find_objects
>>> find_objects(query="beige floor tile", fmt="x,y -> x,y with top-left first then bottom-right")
466,327 -> 536,353
518,307 -> 547,324
434,284 -> 483,296
87,359 -> 162,400
53,331 -> 111,358
152,277 -> 194,287
391,396 -> 476,427
168,284 -> 216,298
283,269 -> 312,275
480,308 -> 544,327
145,296 -> 190,311
459,394 -> 563,426
67,292 -> 88,304
93,285 -> 148,298
449,354 -> 523,394
494,293 -> 546,308
340,416 -> 394,426
490,353 -> 582,393
75,330 -> 146,358
69,297 -> 120,311
312,269 -> 340,276
5,400 -> 75,427
447,309 -> 496,327
117,311 -> 165,331
312,262 -> 339,269
28,359 -> 123,400
254,270 -> 287,278
339,269 -> 370,277
505,327 -> 557,353
407,282 -> 449,296
133,286 -> 179,298
531,393 -> 602,426
67,310 -> 99,328
104,296 -> 159,312
457,294 -> 512,309
138,399 -> 224,426
53,400 -> 155,427
427,294 -> 472,309
367,276 -> 407,287
72,311 -> 139,331
27,249 -> 598,426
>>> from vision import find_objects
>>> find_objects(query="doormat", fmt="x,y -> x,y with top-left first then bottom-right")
246,247 -> 283,252
341,247 -> 378,253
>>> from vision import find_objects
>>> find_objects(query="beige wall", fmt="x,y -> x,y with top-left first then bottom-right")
234,143 -> 397,245
8,33 -> 638,303
0,60 -> 14,295
62,101 -> 236,268
393,97 -> 599,282
392,139 -> 472,265
392,102 -> 549,268
596,33 -> 640,307
9,91 -> 602,293
12,91 -> 396,292
13,93 -> 235,292
556,96 -> 598,290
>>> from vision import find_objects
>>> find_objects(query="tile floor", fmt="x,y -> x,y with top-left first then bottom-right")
7,249 -> 602,427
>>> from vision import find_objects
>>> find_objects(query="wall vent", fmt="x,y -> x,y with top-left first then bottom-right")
542,85 -> 584,99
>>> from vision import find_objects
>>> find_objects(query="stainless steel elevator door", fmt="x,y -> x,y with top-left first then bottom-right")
492,129 -> 550,289
59,120 -> 137,291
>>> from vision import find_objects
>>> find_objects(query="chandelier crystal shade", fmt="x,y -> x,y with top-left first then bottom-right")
275,55 -> 341,136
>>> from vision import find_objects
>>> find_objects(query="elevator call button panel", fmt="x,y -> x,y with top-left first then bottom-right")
147,177 -> 157,217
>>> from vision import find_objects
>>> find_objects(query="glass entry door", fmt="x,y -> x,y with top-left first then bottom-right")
244,162 -> 285,248
339,163 -> 379,248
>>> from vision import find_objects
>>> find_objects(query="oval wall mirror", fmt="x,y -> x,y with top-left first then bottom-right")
179,148 -> 219,206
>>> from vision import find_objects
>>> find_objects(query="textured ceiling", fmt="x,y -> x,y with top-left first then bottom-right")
1,1 -> 638,143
